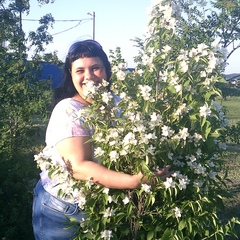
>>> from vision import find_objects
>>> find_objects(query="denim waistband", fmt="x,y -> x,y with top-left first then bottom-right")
35,180 -> 80,215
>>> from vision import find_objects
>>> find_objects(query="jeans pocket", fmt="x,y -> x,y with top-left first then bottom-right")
42,192 -> 79,216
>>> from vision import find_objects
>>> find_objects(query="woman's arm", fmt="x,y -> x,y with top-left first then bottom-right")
55,136 -> 171,189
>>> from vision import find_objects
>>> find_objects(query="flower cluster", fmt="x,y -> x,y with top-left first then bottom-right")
34,148 -> 90,209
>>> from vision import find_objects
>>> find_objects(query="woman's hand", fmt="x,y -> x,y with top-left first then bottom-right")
137,165 -> 173,187
154,165 -> 173,181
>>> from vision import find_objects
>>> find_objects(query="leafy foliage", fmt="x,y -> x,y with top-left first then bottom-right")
0,1 -> 57,239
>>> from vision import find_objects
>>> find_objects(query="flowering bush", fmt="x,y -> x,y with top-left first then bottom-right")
35,0 -> 240,239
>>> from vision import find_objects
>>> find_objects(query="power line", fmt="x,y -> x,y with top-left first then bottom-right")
22,18 -> 91,22
22,18 -> 92,36
52,19 -> 91,36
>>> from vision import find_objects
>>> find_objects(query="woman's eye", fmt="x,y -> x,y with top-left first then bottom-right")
93,67 -> 100,71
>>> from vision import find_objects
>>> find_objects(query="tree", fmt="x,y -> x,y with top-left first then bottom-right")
168,0 -> 240,70
133,0 -> 240,73
0,0 -> 59,239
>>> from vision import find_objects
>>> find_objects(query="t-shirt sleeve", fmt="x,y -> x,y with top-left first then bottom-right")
45,100 -> 90,147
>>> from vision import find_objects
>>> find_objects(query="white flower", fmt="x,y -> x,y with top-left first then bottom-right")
78,197 -> 86,209
179,61 -> 188,73
101,230 -> 113,240
136,68 -> 144,76
146,145 -> 156,155
85,178 -> 94,188
147,132 -> 157,140
178,176 -> 190,190
122,132 -> 137,146
196,149 -> 202,157
94,147 -> 105,157
193,179 -> 204,188
138,84 -> 154,101
162,5 -> 173,21
116,70 -> 126,80
109,150 -> 119,162
119,149 -> 128,156
199,103 -> 211,117
103,188 -> 109,195
103,207 -> 115,217
94,132 -> 104,142
83,81 -> 99,97
102,79 -> 109,87
174,84 -> 182,93
194,163 -> 206,175
174,103 -> 189,116
101,92 -> 113,104
193,133 -> 203,143
171,171 -> 183,178
107,195 -> 117,204
142,54 -> 153,66
197,43 -> 208,53
107,128 -> 119,139
150,112 -> 162,124
164,177 -> 176,189
168,152 -> 173,160
178,127 -> 189,140
208,53 -> 217,70
122,196 -> 130,205
119,92 -> 127,99
189,48 -> 198,57
209,161 -> 215,167
173,207 -> 181,218
161,125 -> 174,137
141,183 -> 151,193
139,134 -> 150,144
149,112 -> 162,129
209,170 -> 217,179
77,193 -> 87,209
162,45 -> 171,53
200,71 -> 207,78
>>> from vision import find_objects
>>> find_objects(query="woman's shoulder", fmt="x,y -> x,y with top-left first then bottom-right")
53,98 -> 85,113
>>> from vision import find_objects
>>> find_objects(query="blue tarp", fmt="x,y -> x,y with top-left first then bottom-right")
40,62 -> 63,88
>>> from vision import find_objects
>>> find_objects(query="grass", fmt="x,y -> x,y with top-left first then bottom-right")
218,96 -> 240,239
220,96 -> 240,125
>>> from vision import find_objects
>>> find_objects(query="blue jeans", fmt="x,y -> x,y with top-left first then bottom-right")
32,180 -> 85,240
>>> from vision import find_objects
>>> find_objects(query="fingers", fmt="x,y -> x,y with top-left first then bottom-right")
155,165 -> 173,180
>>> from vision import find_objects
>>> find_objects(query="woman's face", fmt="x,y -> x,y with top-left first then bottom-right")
71,57 -> 107,104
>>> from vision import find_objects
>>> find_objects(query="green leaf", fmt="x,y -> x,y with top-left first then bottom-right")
161,228 -> 175,240
178,220 -> 186,231
147,230 -> 154,240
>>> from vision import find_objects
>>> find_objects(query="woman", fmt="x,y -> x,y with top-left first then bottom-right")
32,40 -> 172,240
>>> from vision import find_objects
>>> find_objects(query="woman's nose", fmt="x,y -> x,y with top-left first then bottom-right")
84,70 -> 94,80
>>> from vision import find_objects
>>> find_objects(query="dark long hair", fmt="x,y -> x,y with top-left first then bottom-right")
52,40 -> 112,107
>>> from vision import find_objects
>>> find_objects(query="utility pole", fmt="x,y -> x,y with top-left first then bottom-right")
88,11 -> 95,40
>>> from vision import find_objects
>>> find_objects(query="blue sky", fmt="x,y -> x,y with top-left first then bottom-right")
23,0 -> 239,74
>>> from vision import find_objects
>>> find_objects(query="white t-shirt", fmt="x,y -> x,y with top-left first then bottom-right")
40,98 -> 91,199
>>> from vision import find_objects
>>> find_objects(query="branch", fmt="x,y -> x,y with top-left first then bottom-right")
227,44 -> 240,60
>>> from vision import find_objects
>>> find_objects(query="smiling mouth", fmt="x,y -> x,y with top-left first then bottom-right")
82,81 -> 100,87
